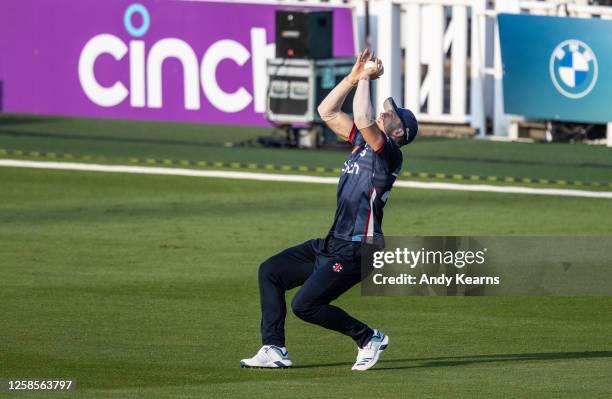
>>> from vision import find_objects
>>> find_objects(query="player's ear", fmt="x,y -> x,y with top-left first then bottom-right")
392,127 -> 404,138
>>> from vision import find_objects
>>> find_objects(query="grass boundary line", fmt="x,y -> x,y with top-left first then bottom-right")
1,159 -> 611,199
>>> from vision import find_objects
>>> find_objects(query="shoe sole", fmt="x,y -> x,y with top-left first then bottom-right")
352,335 -> 389,371
240,360 -> 292,369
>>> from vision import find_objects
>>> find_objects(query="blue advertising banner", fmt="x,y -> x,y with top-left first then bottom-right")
498,13 -> 612,123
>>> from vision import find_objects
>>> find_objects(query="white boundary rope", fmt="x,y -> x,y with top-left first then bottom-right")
1,159 -> 611,199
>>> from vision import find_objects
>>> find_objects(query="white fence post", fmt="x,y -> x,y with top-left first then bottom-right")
450,5 -> 467,118
608,123 -> 612,147
492,0 -> 519,138
422,4 -> 445,117
372,0 -> 401,111
352,0 -> 366,52
470,0 -> 487,136
405,2 -> 421,113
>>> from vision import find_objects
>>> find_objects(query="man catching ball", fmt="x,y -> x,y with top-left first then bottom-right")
240,49 -> 418,371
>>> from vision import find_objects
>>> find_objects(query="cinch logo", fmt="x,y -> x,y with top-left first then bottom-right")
78,3 -> 274,112
342,159 -> 359,175
549,39 -> 598,99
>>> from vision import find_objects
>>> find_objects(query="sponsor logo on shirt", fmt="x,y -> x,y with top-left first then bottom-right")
342,160 -> 360,175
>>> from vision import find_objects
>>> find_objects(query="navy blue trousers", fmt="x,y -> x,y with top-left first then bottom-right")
258,235 -> 374,348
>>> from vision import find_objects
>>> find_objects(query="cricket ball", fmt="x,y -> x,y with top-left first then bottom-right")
364,60 -> 378,73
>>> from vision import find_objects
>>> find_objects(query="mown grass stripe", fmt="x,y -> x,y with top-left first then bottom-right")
1,148 -> 609,189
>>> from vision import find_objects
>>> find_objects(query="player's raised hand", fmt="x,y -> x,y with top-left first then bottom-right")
362,53 -> 384,81
347,48 -> 372,85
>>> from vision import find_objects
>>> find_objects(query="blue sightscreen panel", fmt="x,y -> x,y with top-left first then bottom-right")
498,13 -> 612,123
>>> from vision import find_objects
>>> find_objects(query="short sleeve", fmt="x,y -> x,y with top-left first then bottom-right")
348,124 -> 366,146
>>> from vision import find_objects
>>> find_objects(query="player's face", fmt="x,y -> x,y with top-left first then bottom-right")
377,111 -> 404,143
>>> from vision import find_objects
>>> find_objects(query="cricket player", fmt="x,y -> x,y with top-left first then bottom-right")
240,49 -> 418,371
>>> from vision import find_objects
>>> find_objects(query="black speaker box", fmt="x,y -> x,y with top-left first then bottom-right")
275,10 -> 333,59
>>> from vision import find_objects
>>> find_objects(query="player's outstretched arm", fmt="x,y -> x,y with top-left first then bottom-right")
317,49 -> 372,141
353,58 -> 385,152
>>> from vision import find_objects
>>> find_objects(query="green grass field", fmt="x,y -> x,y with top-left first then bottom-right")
1,165 -> 611,398
1,114 -> 611,397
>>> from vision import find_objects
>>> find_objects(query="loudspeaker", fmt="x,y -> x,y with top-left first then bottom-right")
275,10 -> 333,59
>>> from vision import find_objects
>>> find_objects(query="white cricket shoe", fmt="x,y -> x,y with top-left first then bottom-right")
240,345 -> 293,368
351,329 -> 389,371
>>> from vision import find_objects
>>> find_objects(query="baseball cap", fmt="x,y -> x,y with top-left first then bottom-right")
382,97 -> 418,146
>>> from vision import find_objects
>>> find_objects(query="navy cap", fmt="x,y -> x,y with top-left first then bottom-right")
383,97 -> 418,146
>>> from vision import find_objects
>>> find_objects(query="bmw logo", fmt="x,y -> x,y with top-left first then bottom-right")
549,39 -> 598,99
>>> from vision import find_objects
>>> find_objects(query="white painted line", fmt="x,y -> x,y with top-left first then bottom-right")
395,182 -> 611,199
0,159 -> 611,199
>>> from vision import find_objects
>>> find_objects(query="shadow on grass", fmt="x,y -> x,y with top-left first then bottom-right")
293,351 -> 612,370
0,128 -> 248,148
0,114 -> 59,127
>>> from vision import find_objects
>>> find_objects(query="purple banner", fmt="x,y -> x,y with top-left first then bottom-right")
0,0 -> 355,126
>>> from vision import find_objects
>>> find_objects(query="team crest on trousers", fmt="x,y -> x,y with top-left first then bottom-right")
332,262 -> 343,273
